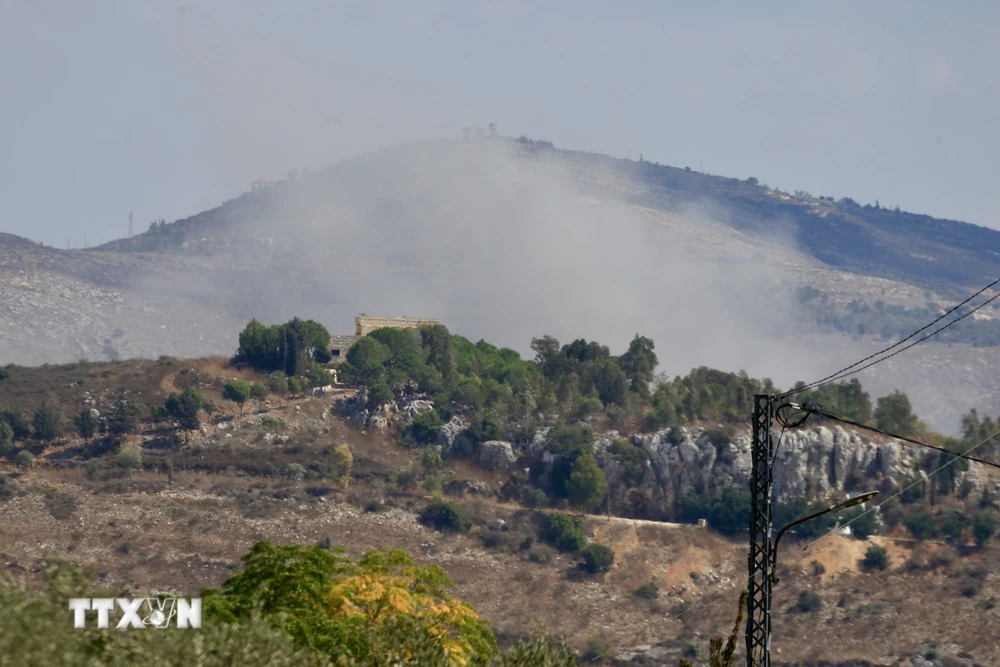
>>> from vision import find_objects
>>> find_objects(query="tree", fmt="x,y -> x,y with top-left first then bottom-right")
224,379 -> 251,415
874,391 -> 917,436
332,443 -> 353,488
32,404 -> 66,441
249,381 -> 268,412
232,318 -> 331,375
844,507 -> 877,540
566,453 -> 608,511
0,410 -> 31,441
366,381 -> 394,412
973,512 -> 996,547
268,372 -> 288,407
165,387 -> 205,433
107,390 -> 143,439
592,359 -> 628,406
74,410 -> 96,441
202,542 -> 496,665
0,420 -> 13,455
904,511 -> 938,541
618,334 -> 658,396
421,324 -> 455,380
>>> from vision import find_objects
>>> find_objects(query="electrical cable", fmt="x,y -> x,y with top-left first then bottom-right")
800,427 -> 1000,552
778,276 -> 1000,399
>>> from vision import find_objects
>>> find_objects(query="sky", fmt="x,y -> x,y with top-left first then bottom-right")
1,0 -> 999,247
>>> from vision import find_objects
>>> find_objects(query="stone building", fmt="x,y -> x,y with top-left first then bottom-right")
354,314 -> 441,336
327,314 -> 442,361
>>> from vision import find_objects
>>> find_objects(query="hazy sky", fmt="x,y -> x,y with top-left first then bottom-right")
2,0 -> 998,247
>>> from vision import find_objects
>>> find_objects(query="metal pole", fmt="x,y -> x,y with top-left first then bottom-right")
746,395 -> 774,667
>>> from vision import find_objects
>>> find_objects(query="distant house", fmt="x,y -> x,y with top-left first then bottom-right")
327,314 -> 442,362
354,314 -> 441,336
328,334 -> 361,361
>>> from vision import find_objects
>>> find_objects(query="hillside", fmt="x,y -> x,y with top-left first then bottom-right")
1,351 -> 998,665
3,138 -> 1000,433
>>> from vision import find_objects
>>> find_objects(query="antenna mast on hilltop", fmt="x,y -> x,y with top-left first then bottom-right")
128,211 -> 133,238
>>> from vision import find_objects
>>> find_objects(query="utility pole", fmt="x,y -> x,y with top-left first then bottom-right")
746,395 -> 775,667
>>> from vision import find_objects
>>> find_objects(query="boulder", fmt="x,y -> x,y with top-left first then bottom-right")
478,440 -> 517,470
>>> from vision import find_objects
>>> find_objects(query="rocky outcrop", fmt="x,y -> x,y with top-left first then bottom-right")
526,424 -> 983,514
477,441 -> 517,470
436,417 -> 475,456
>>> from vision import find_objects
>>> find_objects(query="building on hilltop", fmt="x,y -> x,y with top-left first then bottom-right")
354,314 -> 441,336
462,122 -> 497,141
327,314 -> 442,361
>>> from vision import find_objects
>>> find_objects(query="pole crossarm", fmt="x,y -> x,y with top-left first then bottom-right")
746,395 -> 774,667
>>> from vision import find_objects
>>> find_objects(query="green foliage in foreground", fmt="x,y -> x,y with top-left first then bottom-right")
0,544 -> 580,666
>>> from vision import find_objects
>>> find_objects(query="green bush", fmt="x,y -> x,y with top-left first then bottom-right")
844,508 -> 878,540
905,511 -> 938,541
538,513 -> 587,554
522,488 -> 549,509
633,582 -> 659,600
581,544 -> 614,574
14,450 -> 34,469
410,411 -> 444,445
973,512 -> 996,547
677,486 -> 750,536
861,544 -> 889,571
419,500 -> 472,533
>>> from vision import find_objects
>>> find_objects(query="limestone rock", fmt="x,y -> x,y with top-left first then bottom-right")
478,440 -> 517,470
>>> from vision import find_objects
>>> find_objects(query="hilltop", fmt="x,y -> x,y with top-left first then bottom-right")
3,137 -> 1000,433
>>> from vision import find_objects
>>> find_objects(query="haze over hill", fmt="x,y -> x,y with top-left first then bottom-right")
3,136 -> 1000,433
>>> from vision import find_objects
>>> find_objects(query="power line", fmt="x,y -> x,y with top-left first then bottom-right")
779,275 -> 1000,399
801,427 -> 1000,552
780,404 -> 1000,470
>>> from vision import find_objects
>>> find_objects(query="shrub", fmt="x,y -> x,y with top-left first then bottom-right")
703,425 -> 735,448
861,545 -> 889,571
581,544 -> 614,574
528,546 -> 554,564
410,411 -> 443,445
633,582 -> 658,600
392,466 -> 419,492
940,516 -> 967,544
538,513 -> 587,554
905,511 -> 938,541
677,486 -> 750,536
794,590 -> 822,613
281,463 -> 306,480
418,500 -> 471,533
582,637 -> 613,662
844,507 -> 878,540
973,512 -> 996,547
116,448 -> 142,474
609,439 -> 648,487
0,475 -> 16,500
522,488 -> 549,509
14,450 -> 34,469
